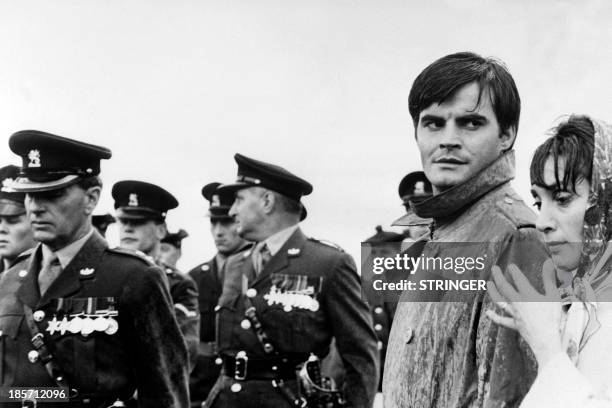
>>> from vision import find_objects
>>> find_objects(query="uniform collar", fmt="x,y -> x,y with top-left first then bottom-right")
42,227 -> 95,269
262,224 -> 299,256
410,150 -> 515,220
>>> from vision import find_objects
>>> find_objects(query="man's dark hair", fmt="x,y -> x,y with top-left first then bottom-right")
408,52 -> 521,139
76,176 -> 103,190
530,115 -> 594,192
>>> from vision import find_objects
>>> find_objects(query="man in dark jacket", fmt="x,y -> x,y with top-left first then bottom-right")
0,130 -> 189,407
383,52 -> 548,407
188,182 -> 249,407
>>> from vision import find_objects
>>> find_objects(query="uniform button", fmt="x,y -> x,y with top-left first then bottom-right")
33,310 -> 45,322
214,305 -> 221,312
18,270 -> 28,278
240,319 -> 252,330
28,350 -> 39,363
201,264 -> 210,271
374,324 -> 383,331
377,341 -> 383,351
374,307 -> 383,314
215,357 -> 222,365
246,288 -> 257,298
405,327 -> 414,344
231,383 -> 242,393
0,330 -> 3,337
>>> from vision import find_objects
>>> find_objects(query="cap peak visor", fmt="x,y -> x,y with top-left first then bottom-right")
8,175 -> 81,193
116,207 -> 165,221
0,199 -> 26,216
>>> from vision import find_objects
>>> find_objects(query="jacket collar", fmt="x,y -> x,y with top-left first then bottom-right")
410,150 -> 515,220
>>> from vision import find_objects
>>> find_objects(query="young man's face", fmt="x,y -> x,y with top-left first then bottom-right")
0,213 -> 35,260
416,82 -> 515,193
117,218 -> 165,255
210,218 -> 244,255
25,185 -> 96,250
158,243 -> 181,267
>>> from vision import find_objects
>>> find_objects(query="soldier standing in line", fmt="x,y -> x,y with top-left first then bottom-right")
188,182 -> 250,407
112,180 -> 200,371
0,165 -> 36,273
159,229 -> 189,269
205,154 -> 378,408
0,130 -> 189,407
391,171 -> 432,243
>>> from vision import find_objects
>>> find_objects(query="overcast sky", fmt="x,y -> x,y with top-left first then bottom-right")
1,0 -> 611,270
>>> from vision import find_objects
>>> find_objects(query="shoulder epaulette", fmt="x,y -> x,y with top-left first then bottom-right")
308,237 -> 345,252
107,247 -> 156,266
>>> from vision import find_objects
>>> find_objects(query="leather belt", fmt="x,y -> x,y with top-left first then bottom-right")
221,355 -> 298,380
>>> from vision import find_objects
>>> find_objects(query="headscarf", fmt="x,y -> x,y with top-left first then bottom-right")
561,117 -> 612,358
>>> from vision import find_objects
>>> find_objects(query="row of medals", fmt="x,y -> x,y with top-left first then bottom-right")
45,312 -> 119,336
263,285 -> 320,312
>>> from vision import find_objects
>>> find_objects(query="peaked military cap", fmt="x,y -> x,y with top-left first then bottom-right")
112,180 -> 178,221
0,165 -> 26,216
219,153 -> 312,220
92,213 -> 116,236
161,229 -> 189,249
398,171 -> 432,205
202,182 -> 234,220
8,130 -> 112,192
364,225 -> 403,243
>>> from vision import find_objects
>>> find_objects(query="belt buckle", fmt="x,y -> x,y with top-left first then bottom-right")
234,351 -> 248,380
21,398 -> 36,408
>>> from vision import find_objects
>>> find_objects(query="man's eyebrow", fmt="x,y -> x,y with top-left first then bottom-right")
419,114 -> 444,122
455,113 -> 488,122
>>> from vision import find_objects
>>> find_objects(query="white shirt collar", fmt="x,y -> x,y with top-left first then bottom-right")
42,228 -> 95,269
263,224 -> 299,256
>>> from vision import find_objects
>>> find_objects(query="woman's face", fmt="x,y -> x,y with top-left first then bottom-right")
531,156 -> 590,272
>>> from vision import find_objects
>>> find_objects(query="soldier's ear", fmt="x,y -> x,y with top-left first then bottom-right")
261,190 -> 275,215
499,125 -> 517,153
155,222 -> 168,240
83,186 -> 101,215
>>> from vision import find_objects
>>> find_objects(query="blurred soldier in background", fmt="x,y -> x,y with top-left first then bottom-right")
188,182 -> 249,407
112,180 -> 200,371
159,228 -> 189,268
205,153 -> 378,408
392,171 -> 432,242
0,164 -> 35,272
0,130 -> 188,407
92,213 -> 116,237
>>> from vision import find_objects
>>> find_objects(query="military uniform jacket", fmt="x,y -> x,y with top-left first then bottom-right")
0,232 -> 189,407
159,260 -> 200,372
216,228 -> 379,408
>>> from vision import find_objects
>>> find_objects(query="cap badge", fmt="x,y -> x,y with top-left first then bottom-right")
287,248 -> 300,256
414,181 -> 425,195
212,195 -> 220,207
80,268 -> 95,276
28,149 -> 41,168
128,193 -> 139,207
1,178 -> 15,192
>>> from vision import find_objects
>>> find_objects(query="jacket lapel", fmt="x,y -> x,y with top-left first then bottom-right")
37,232 -> 108,307
252,228 -> 306,286
16,244 -> 44,309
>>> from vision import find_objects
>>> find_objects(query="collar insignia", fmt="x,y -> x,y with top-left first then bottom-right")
80,268 -> 95,276
287,248 -> 300,256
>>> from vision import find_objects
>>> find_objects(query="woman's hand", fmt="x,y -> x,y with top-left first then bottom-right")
486,260 -> 564,367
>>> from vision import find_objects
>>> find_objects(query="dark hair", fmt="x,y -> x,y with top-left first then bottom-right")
530,115 -> 595,192
76,176 -> 103,190
408,52 -> 521,139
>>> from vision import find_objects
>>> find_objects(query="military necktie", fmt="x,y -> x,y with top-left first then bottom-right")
38,253 -> 61,295
252,242 -> 272,277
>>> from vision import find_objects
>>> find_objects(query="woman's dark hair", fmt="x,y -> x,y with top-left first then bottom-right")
530,115 -> 595,192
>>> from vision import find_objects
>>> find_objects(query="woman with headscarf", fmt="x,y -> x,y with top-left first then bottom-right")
486,115 -> 612,407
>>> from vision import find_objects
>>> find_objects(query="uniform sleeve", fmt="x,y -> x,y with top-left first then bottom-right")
322,253 -> 379,408
172,276 -> 201,372
122,265 -> 190,408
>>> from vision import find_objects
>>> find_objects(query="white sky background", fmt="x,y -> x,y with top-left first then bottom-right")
1,0 -> 612,270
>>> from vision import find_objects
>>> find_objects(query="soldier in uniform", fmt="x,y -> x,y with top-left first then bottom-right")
0,165 -> 36,273
0,130 -> 189,407
205,154 -> 378,408
91,213 -> 115,238
112,180 -> 200,371
392,171 -> 432,242
188,182 -> 249,407
159,229 -> 189,269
